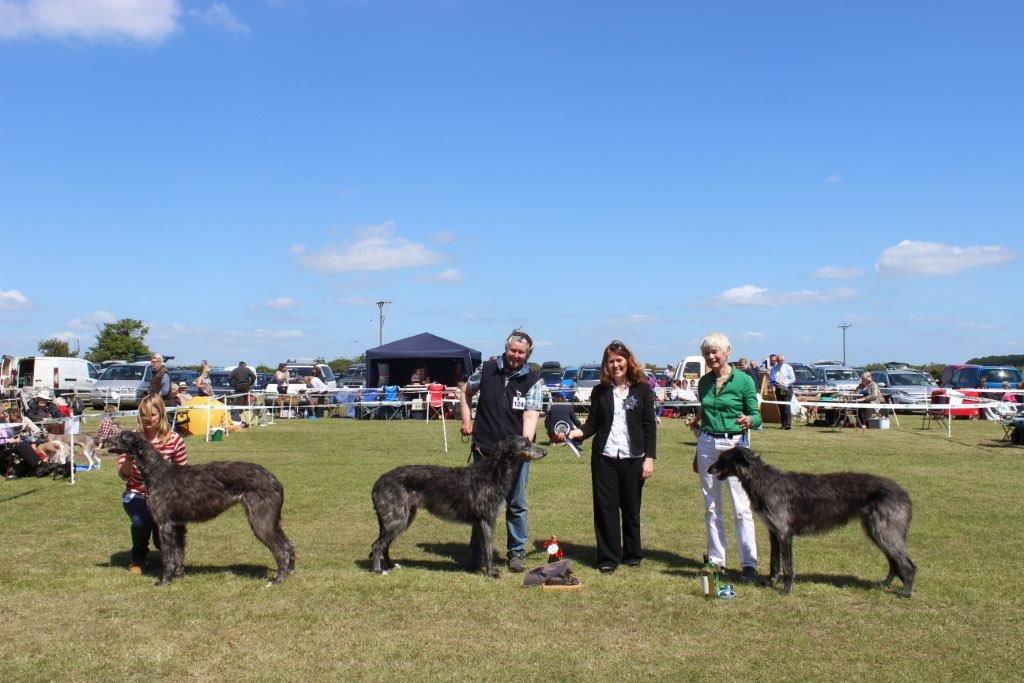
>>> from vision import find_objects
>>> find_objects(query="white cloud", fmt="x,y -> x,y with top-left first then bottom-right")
605,314 -> 655,326
0,289 -> 30,309
68,309 -> 115,329
49,330 -> 79,342
534,340 -> 556,348
339,295 -> 373,306
0,0 -> 180,42
741,331 -> 765,339
295,222 -> 444,273
189,2 -> 248,33
813,266 -> 863,280
430,230 -> 456,244
713,285 -> 858,307
876,240 -> 1019,277
261,296 -> 297,310
824,175 -> 843,185
249,328 -> 303,339
422,268 -> 462,284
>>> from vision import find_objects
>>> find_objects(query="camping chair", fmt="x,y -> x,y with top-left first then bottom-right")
360,388 -> 381,420
427,383 -> 445,420
922,390 -> 950,430
173,404 -> 191,435
382,385 -> 404,421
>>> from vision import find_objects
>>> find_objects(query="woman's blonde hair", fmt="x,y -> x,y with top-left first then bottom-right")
137,394 -> 172,442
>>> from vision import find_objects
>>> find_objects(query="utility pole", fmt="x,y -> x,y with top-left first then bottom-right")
838,322 -> 852,365
376,300 -> 391,346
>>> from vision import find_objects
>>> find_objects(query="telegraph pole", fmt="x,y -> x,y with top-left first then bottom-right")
838,322 -> 852,365
376,300 -> 392,346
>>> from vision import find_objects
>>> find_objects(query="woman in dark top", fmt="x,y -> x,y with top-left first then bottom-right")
560,340 -> 656,573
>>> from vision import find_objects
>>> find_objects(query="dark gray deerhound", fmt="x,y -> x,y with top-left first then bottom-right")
111,431 -> 295,586
708,446 -> 916,596
370,436 -> 547,578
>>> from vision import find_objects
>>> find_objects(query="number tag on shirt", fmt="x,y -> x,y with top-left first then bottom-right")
512,396 -> 526,411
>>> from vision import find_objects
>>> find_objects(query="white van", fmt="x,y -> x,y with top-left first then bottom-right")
16,356 -> 102,396
673,355 -> 706,383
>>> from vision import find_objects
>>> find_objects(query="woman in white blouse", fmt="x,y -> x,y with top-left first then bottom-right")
561,340 -> 656,573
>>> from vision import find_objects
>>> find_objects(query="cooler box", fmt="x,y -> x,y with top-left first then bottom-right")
868,418 -> 890,429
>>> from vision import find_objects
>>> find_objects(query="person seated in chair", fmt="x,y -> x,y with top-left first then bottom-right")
854,372 -> 883,428
410,364 -> 430,385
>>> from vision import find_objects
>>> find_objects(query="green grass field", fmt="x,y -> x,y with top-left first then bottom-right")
2,415 -> 1022,681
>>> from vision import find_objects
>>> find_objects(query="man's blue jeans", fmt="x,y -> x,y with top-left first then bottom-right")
469,446 -> 530,563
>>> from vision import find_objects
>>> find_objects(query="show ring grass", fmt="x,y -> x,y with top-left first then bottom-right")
1,417 -> 1021,680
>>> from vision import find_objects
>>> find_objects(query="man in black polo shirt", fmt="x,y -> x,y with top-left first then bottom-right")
459,330 -> 543,573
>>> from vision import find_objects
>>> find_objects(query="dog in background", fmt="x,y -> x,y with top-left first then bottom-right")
370,436 -> 547,578
46,433 -> 100,470
708,446 -> 916,596
110,431 -> 295,586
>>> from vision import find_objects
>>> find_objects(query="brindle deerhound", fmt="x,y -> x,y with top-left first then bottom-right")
370,436 -> 547,578
111,431 -> 295,586
708,446 -> 916,596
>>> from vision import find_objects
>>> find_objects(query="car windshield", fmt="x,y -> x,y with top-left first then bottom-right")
824,369 -> 858,381
793,366 -> 817,382
540,370 -> 562,382
209,373 -> 233,389
578,367 -> 601,381
888,373 -> 933,387
980,368 -> 1021,385
343,366 -> 364,378
101,365 -> 147,381
563,368 -> 579,380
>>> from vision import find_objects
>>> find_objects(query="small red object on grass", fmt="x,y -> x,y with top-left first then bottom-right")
543,535 -> 564,562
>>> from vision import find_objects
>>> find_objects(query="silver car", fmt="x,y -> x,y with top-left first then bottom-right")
90,362 -> 152,409
871,370 -> 937,408
813,365 -> 862,392
574,364 -> 602,402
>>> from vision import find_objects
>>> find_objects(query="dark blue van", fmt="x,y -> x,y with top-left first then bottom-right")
943,365 -> 1021,390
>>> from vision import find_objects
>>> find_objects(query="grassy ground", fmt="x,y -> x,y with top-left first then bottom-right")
1,415 -> 1022,681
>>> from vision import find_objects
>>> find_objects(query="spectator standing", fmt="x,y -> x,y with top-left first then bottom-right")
148,354 -> 170,401
117,395 -> 187,575
228,361 -> 256,421
561,340 -> 656,573
96,404 -> 122,449
689,332 -> 762,582
273,363 -> 290,415
195,365 -> 212,397
459,330 -> 543,573
769,354 -> 795,430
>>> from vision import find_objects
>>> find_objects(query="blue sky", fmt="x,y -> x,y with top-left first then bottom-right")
1,0 -> 1021,368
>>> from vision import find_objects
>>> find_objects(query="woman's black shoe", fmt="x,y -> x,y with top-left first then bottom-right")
624,558 -> 642,568
598,563 -> 617,574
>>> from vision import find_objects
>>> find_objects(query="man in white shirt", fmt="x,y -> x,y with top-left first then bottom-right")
769,354 -> 796,430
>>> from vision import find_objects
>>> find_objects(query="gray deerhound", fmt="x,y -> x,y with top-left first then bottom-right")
111,431 -> 295,586
370,435 -> 546,578
708,446 -> 916,596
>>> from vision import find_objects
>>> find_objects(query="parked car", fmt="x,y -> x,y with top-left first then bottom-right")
266,361 -> 338,395
574,364 -> 602,402
870,370 -> 938,407
339,363 -> 366,388
673,355 -> 705,383
653,371 -> 671,388
539,367 -> 564,392
559,366 -> 579,400
205,370 -> 236,399
813,365 -> 862,392
16,356 -> 101,397
941,364 -> 1022,391
790,363 -> 823,393
540,361 -> 562,371
168,369 -> 198,390
89,362 -> 152,409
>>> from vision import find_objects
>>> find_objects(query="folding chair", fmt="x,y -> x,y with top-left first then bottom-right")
382,385 -> 404,420
922,391 -> 949,430
360,388 -> 380,420
427,383 -> 445,420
